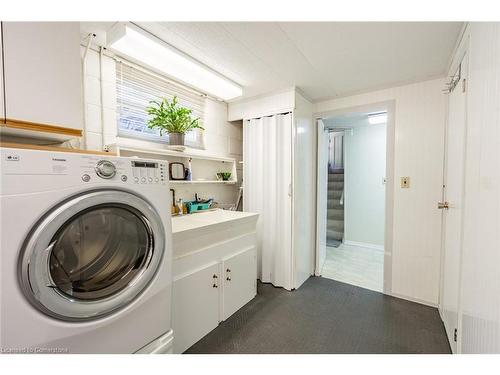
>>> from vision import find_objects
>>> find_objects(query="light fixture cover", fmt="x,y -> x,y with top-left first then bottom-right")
368,112 -> 388,125
107,23 -> 242,101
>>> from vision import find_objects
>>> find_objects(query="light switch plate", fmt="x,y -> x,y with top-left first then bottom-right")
401,176 -> 410,188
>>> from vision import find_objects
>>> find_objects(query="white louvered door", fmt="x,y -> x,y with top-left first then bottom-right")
243,113 -> 293,290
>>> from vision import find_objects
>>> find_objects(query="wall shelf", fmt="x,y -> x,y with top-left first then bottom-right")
170,180 -> 237,185
107,142 -> 238,185
107,143 -> 236,163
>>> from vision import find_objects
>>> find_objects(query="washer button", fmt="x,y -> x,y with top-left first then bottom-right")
121,175 -> 128,182
141,177 -> 146,183
134,177 -> 139,183
82,174 -> 90,182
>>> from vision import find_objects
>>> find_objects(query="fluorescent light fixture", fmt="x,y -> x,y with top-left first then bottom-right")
107,23 -> 242,101
368,112 -> 387,125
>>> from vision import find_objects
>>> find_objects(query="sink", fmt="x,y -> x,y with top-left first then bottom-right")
171,209 -> 258,234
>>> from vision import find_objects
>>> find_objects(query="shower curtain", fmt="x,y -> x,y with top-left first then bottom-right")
243,113 -> 293,289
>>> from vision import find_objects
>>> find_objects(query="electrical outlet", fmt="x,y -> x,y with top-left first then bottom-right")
401,177 -> 410,188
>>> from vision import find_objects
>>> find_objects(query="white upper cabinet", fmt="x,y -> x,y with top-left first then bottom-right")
1,22 -> 82,132
0,26 -> 4,121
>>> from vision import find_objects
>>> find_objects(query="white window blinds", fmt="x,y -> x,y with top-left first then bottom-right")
116,60 -> 205,148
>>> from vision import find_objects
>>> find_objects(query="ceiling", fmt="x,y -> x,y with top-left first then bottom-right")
323,111 -> 378,129
81,22 -> 463,102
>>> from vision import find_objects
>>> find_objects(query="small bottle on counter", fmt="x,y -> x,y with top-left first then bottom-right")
177,198 -> 184,216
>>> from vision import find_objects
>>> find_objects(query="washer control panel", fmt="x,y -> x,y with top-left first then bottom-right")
0,148 -> 170,194
78,156 -> 167,185
131,161 -> 167,184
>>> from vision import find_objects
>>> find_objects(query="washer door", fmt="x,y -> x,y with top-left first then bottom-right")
19,190 -> 165,321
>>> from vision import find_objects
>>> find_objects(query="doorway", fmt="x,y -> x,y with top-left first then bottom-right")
316,104 -> 394,294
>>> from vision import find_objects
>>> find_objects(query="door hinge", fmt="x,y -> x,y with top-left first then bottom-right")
462,78 -> 467,93
454,328 -> 458,342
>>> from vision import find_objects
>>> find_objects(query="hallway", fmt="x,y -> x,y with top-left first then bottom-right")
321,244 -> 384,292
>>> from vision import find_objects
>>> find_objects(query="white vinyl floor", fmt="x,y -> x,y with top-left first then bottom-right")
321,243 -> 384,293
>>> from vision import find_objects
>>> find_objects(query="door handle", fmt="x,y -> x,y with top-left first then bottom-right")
438,201 -> 450,210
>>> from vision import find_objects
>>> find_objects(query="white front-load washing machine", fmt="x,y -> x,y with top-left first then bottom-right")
0,147 -> 173,353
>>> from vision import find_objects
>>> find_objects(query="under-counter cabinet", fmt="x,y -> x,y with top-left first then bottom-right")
222,248 -> 257,320
172,262 -> 221,354
171,210 -> 258,353
0,22 -> 82,140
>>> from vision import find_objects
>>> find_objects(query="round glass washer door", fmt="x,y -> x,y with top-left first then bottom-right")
19,190 -> 165,321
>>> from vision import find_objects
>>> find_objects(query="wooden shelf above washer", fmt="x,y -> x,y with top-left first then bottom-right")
1,118 -> 83,142
0,142 -> 115,156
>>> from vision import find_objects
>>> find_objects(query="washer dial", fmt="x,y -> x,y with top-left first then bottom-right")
95,160 -> 116,179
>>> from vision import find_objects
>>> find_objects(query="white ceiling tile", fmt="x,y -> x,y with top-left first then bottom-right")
81,21 -> 463,101
279,22 -> 463,99
138,22 -> 290,98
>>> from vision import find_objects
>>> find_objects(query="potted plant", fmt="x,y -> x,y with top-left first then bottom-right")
146,96 -> 204,146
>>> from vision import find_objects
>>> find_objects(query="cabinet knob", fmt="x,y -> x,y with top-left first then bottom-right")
226,277 -> 231,281
212,283 -> 218,288
213,274 -> 218,279
226,268 -> 231,272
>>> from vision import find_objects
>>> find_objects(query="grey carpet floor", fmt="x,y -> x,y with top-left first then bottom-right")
186,276 -> 451,354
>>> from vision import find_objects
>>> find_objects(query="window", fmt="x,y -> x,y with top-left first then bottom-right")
116,60 -> 205,148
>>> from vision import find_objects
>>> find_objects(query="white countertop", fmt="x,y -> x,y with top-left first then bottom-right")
171,209 -> 259,234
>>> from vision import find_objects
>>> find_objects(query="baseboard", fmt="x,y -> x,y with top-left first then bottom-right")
344,240 -> 384,252
389,291 -> 438,308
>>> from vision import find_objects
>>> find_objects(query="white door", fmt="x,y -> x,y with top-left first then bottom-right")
315,119 -> 328,275
440,52 -> 469,353
172,262 -> 221,354
222,247 -> 257,320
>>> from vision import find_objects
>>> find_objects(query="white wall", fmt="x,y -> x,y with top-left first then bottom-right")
315,78 -> 447,306
343,121 -> 386,247
81,47 -> 243,206
458,23 -> 500,354
80,47 -> 117,151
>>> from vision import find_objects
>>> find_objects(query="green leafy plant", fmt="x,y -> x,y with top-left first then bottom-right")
217,172 -> 232,181
146,96 -> 204,135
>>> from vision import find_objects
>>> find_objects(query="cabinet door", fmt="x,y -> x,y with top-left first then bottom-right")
2,22 -> 82,130
172,262 -> 220,354
222,247 -> 257,320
